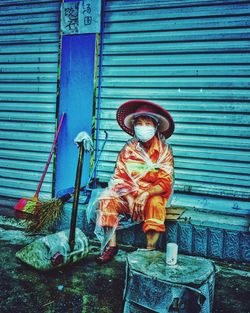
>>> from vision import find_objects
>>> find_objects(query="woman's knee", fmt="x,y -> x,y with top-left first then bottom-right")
147,195 -> 165,209
144,195 -> 166,222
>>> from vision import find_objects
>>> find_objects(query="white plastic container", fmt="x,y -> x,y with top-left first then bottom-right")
166,242 -> 178,265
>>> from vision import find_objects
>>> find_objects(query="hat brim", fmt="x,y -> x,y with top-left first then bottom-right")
116,99 -> 174,138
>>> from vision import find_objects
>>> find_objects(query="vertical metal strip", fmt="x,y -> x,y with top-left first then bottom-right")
93,0 -> 106,186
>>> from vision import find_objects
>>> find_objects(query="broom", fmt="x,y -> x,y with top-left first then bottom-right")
16,141 -> 90,271
14,113 -> 65,214
26,131 -> 108,233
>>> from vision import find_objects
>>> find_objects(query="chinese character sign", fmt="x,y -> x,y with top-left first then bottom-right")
61,0 -> 101,35
62,2 -> 79,33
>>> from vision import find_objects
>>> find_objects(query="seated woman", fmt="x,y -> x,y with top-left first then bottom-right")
93,99 -> 175,264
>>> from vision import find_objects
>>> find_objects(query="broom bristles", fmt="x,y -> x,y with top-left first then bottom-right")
26,198 -> 64,233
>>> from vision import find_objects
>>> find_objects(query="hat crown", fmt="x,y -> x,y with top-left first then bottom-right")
131,106 -> 160,125
135,104 -> 158,115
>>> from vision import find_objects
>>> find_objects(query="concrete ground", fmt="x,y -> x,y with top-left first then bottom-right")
0,210 -> 250,313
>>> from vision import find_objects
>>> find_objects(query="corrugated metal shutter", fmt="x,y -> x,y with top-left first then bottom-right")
0,0 -> 61,207
96,0 -> 250,202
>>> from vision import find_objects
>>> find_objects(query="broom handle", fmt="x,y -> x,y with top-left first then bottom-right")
69,142 -> 84,251
33,113 -> 65,199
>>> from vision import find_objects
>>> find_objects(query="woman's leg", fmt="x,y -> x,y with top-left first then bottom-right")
146,230 -> 160,250
143,195 -> 167,249
96,196 -> 129,264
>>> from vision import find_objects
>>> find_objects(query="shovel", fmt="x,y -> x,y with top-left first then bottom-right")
16,142 -> 89,271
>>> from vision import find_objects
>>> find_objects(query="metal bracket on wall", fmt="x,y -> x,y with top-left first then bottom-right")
61,0 -> 101,35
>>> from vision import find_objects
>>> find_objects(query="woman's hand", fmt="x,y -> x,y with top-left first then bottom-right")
124,194 -> 134,214
132,191 -> 149,222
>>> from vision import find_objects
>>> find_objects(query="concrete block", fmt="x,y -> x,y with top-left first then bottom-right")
156,231 -> 166,251
117,226 -> 136,246
53,199 -> 250,263
178,223 -> 193,254
240,232 -> 250,262
134,225 -> 147,248
208,228 -> 224,260
166,222 -> 178,243
223,230 -> 240,261
193,226 -> 208,257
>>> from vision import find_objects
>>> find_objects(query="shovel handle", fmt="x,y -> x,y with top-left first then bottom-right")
69,142 -> 84,251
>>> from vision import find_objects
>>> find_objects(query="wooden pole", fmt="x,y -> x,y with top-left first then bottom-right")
69,142 -> 84,251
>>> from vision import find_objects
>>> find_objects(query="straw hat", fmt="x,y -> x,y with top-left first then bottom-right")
116,99 -> 174,138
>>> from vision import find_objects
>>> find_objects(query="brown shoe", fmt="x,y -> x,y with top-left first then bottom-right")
96,246 -> 118,264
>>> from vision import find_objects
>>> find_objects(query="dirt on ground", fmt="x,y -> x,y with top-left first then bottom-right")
0,222 -> 249,313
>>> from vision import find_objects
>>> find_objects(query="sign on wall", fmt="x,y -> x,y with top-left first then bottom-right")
61,0 -> 101,34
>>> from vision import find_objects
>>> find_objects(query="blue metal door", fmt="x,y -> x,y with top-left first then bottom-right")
55,34 -> 96,194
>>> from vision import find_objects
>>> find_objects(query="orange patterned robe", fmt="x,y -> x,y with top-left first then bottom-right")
97,134 -> 174,233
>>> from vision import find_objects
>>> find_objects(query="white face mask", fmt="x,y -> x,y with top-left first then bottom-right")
134,125 -> 156,142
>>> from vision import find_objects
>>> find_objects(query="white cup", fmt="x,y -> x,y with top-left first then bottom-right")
166,243 -> 178,265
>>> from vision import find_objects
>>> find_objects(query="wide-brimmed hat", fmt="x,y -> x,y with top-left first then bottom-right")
116,99 -> 174,138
